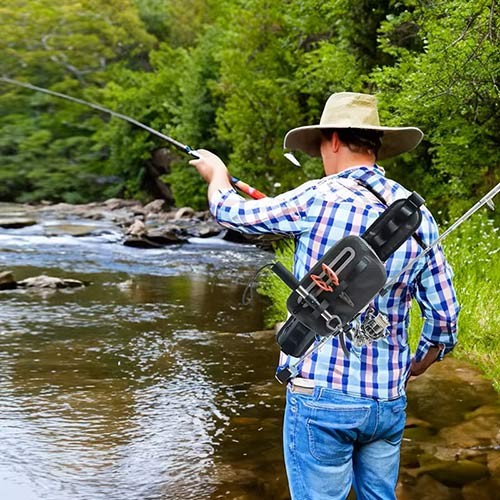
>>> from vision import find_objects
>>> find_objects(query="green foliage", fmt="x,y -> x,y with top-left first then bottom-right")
408,213 -> 500,390
258,240 -> 295,328
373,0 -> 499,215
0,0 -> 497,213
133,0 -> 170,41
0,0 -> 155,202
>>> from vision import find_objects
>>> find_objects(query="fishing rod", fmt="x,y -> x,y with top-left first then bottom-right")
0,76 -> 267,199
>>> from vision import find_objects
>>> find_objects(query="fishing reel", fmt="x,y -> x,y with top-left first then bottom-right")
271,191 -> 425,384
349,308 -> 390,347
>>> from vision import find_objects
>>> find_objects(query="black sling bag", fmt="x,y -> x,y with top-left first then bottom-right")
271,188 -> 425,384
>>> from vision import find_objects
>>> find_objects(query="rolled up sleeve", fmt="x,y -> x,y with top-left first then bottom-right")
413,245 -> 460,361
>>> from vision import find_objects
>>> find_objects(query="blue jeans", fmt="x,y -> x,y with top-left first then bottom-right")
283,386 -> 407,500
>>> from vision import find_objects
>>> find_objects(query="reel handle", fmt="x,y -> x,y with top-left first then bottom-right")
271,262 -> 299,290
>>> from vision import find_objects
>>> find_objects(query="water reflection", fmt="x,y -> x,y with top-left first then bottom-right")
0,267 -> 283,499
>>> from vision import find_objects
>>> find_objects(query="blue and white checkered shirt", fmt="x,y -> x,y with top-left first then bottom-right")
209,165 -> 459,399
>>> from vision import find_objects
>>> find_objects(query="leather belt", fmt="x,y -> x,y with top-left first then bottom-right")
289,378 -> 315,395
290,385 -> 314,395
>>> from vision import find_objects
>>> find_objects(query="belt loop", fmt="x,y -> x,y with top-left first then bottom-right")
315,386 -> 323,400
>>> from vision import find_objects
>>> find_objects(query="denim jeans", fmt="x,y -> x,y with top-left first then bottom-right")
283,386 -> 407,500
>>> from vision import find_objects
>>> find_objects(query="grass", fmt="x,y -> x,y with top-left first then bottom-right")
260,212 -> 500,391
408,212 -> 500,391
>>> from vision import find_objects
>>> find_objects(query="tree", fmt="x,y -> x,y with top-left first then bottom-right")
0,0 -> 155,202
373,0 -> 499,214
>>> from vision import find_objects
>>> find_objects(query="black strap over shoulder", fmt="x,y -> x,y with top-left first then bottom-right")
355,179 -> 427,253
361,190 -> 425,262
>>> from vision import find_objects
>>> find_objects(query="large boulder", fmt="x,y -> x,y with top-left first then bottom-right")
0,203 -> 37,228
192,220 -> 223,238
103,198 -> 143,211
406,357 -> 497,428
174,206 -> 196,220
125,219 -> 147,237
122,236 -> 165,249
147,225 -> 188,244
123,221 -> 188,247
407,459 -> 490,488
143,199 -> 165,214
0,216 -> 37,228
397,474 -> 462,500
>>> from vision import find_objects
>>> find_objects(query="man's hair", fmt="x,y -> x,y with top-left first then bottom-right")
321,128 -> 383,159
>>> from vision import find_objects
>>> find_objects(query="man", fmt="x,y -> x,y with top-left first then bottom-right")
191,92 -> 459,499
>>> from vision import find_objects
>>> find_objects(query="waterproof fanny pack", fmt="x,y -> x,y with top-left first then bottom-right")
271,189 -> 425,383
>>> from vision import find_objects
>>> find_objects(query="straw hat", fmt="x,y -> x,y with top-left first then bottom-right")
283,92 -> 423,160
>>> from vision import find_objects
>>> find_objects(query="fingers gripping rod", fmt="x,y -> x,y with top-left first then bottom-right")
0,77 -> 266,200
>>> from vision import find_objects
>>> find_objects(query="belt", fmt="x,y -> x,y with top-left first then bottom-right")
289,378 -> 315,396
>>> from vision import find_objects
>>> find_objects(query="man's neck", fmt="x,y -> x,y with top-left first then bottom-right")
324,153 -> 375,176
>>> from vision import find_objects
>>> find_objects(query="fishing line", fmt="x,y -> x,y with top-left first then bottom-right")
241,262 -> 275,305
0,76 -> 266,199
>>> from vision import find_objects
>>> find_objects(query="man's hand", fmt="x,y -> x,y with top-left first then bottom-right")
189,149 -> 233,199
409,343 -> 444,377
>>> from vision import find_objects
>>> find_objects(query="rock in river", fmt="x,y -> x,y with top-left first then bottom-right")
17,275 -> 85,289
126,219 -> 147,237
0,216 -> 37,229
0,202 -> 37,228
0,270 -> 17,290
143,199 -> 165,214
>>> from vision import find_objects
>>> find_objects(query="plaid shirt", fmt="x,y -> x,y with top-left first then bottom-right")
209,165 -> 459,399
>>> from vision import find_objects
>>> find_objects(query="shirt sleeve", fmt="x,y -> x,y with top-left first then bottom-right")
208,180 -> 317,236
413,245 -> 460,362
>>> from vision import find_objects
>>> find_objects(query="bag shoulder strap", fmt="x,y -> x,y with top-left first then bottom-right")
355,179 -> 428,251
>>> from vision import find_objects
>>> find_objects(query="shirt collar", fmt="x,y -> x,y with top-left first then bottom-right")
331,164 -> 385,180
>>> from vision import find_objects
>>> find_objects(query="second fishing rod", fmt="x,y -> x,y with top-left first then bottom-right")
0,76 -> 280,200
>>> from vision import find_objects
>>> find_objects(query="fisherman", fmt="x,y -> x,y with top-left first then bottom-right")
190,92 -> 459,500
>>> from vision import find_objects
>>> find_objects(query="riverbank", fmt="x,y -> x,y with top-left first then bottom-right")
0,199 -> 278,249
0,199 -> 209,246
399,357 -> 500,499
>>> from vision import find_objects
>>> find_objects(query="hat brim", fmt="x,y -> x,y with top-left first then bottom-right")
283,125 -> 423,161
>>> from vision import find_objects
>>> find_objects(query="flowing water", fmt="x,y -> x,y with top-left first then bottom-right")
0,215 -> 287,500
0,209 -> 498,500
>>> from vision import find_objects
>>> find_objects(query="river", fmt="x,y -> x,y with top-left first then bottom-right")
0,209 -> 498,500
